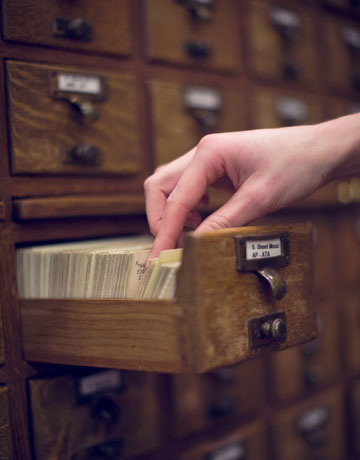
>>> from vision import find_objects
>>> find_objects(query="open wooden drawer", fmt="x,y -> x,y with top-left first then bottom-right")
20,223 -> 316,373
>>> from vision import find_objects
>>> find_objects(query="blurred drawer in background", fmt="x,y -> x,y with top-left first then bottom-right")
144,0 -> 241,71
29,370 -> 159,459
324,15 -> 360,93
251,87 -> 323,128
148,79 -> 246,166
0,307 -> 4,365
324,0 -> 360,14
6,61 -> 141,175
246,0 -> 318,85
0,386 -> 12,460
272,388 -> 345,460
2,0 -> 132,56
342,294 -> 360,375
348,378 -> 360,457
178,422 -> 268,460
328,96 -> 360,118
174,359 -> 265,438
270,301 -> 340,403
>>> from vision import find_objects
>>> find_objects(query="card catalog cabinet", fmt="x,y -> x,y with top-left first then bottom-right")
29,370 -> 159,459
324,15 -> 360,92
174,359 -> 265,437
2,0 -> 132,56
272,389 -> 345,460
178,422 -> 268,460
250,87 -> 322,128
246,0 -> 318,84
0,386 -> 12,459
342,295 -> 360,375
348,378 -> 360,457
6,61 -> 141,175
148,79 -> 246,166
270,301 -> 340,403
144,0 -> 241,71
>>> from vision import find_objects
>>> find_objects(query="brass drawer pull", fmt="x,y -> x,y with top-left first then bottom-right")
65,144 -> 102,166
185,41 -> 212,59
86,440 -> 123,459
52,17 -> 92,42
70,97 -> 99,121
176,0 -> 215,21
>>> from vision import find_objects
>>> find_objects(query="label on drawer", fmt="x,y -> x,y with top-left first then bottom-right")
78,370 -> 123,397
57,73 -> 103,95
342,26 -> 360,50
246,237 -> 282,260
208,440 -> 245,460
270,7 -> 301,30
183,87 -> 222,111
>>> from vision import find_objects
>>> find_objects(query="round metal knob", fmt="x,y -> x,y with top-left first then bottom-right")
68,144 -> 101,166
260,318 -> 286,340
93,397 -> 119,426
185,41 -> 211,59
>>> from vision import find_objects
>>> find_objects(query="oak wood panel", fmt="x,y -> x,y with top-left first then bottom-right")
0,386 -> 12,460
251,86 -> 323,129
178,421 -> 268,460
149,79 -> 246,166
3,0 -> 132,56
272,388 -> 345,460
29,372 -> 159,459
270,301 -> 341,402
144,0 -> 241,71
343,294 -> 360,375
0,203 -> 5,221
174,359 -> 265,438
328,96 -> 360,118
13,194 -> 145,220
324,15 -> 360,92
21,299 -> 186,373
246,0 -> 318,85
6,61 -> 141,175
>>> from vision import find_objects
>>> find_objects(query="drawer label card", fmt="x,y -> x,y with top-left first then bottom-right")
275,97 -> 308,124
208,440 -> 245,460
78,370 -> 123,397
246,237 -> 281,260
270,7 -> 301,30
297,406 -> 329,434
342,27 -> 360,51
57,73 -> 102,95
183,87 -> 222,111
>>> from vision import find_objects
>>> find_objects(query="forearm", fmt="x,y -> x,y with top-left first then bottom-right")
316,113 -> 360,183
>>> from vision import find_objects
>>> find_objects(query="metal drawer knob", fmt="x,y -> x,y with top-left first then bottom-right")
259,317 -> 287,340
67,144 -> 101,166
185,41 -> 211,59
52,17 -> 92,42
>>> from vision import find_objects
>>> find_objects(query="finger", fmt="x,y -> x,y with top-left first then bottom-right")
185,210 -> 202,229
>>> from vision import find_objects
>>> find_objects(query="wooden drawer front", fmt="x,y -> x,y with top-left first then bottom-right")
29,370 -> 159,459
174,359 -> 265,437
0,307 -> 4,365
324,15 -> 360,92
272,389 -> 345,460
343,295 -> 360,375
270,302 -> 340,403
149,80 -> 246,166
247,0 -> 318,84
6,61 -> 141,175
251,87 -> 322,129
325,0 -> 360,10
329,97 -> 360,119
0,386 -> 12,459
348,378 -> 360,457
3,0 -> 131,56
144,0 -> 240,71
178,422 -> 268,460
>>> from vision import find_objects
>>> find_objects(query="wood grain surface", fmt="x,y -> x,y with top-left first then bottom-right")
3,0 -> 132,56
29,372 -> 159,459
13,194 -> 145,220
247,0 -> 318,84
6,61 -> 141,175
0,386 -> 12,460
145,0 -> 241,71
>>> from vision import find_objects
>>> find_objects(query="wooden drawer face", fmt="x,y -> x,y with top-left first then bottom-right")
324,15 -> 360,92
149,79 -> 246,166
0,307 -> 4,365
29,370 -> 159,459
343,295 -> 360,375
174,359 -> 265,437
272,388 -> 345,460
251,87 -> 322,129
6,61 -> 141,175
144,0 -> 241,71
0,386 -> 12,459
328,97 -> 360,118
178,422 -> 268,460
3,0 -> 131,56
270,302 -> 340,403
247,0 -> 318,84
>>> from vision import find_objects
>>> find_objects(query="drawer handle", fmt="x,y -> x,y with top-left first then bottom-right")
176,0 -> 215,20
70,97 -> 99,121
52,17 -> 92,42
65,144 -> 102,166
92,397 -> 119,427
185,41 -> 212,59
86,440 -> 123,459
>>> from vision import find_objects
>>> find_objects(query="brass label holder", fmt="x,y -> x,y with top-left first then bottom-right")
234,232 -> 290,300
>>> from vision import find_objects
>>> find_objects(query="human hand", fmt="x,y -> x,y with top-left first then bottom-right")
144,116 -> 360,257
